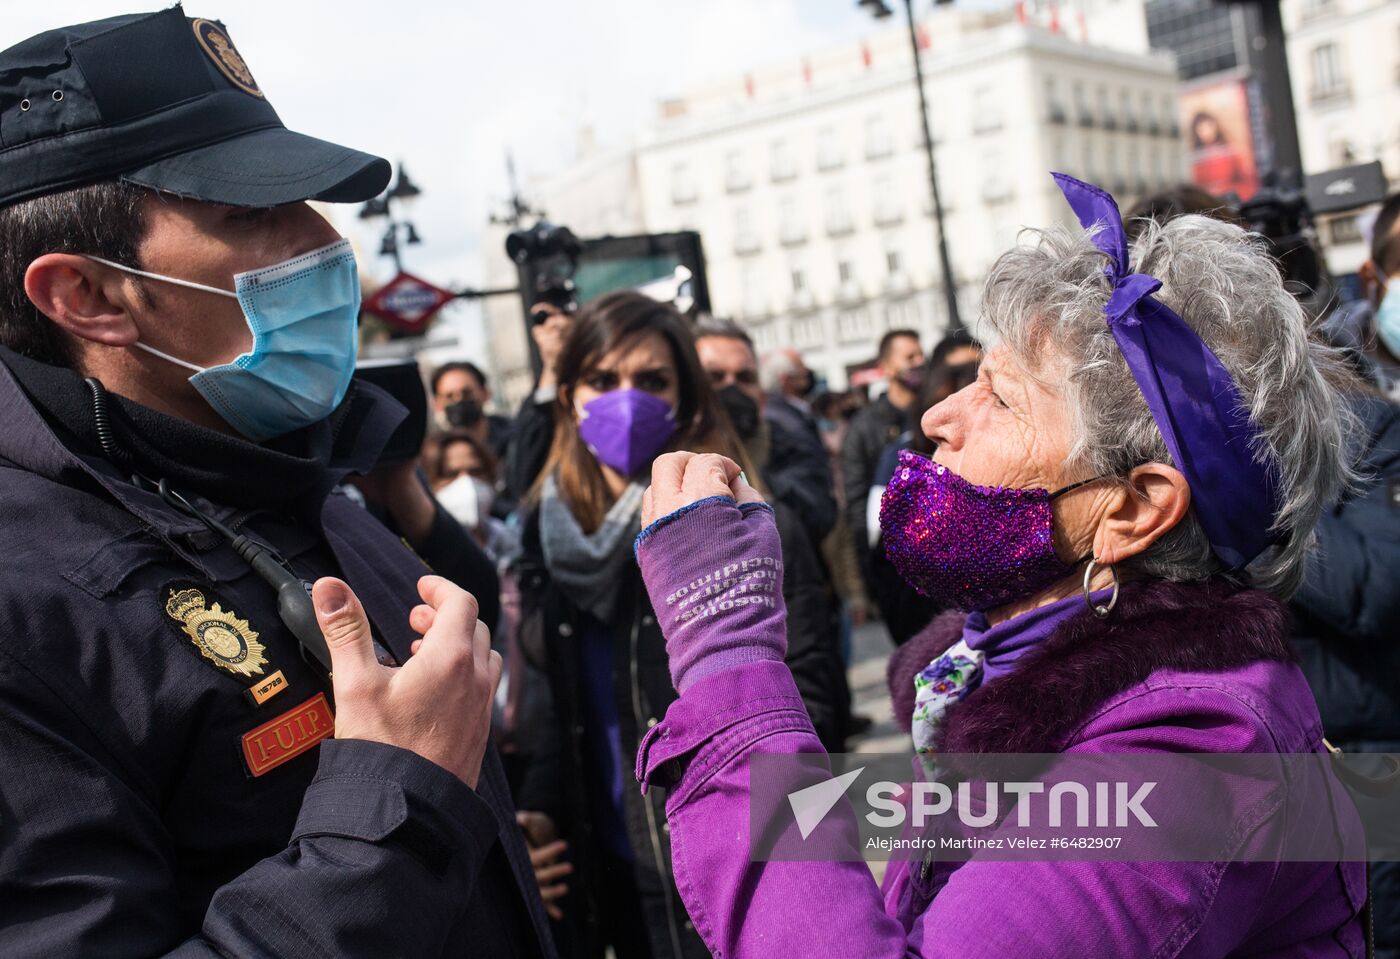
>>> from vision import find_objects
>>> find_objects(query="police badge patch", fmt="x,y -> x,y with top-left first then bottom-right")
165,586 -> 268,678
191,19 -> 263,99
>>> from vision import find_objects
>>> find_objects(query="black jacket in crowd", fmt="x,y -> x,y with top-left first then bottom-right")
839,394 -> 909,560
0,347 -> 553,958
1289,390 -> 1400,955
512,494 -> 844,958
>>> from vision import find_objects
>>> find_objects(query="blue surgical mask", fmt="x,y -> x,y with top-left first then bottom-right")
1376,269 -> 1400,359
86,239 -> 360,441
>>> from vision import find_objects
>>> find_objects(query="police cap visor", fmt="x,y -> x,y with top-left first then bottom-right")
0,7 -> 390,208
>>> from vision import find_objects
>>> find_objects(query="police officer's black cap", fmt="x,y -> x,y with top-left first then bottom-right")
0,7 -> 391,209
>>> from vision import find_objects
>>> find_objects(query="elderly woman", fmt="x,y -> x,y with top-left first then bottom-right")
627,175 -> 1368,957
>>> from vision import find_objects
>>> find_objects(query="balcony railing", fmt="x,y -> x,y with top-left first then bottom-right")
733,232 -> 762,256
873,204 -> 905,227
1310,82 -> 1353,105
825,213 -> 856,237
779,224 -> 809,247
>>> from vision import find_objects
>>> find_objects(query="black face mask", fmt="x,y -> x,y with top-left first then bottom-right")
717,384 -> 761,441
794,372 -> 815,398
445,398 -> 484,429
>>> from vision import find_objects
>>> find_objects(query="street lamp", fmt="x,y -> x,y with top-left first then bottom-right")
860,0 -> 962,331
357,161 -> 423,273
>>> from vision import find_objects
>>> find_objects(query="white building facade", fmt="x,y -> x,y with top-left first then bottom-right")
485,9 -> 1184,397
1283,0 -> 1400,274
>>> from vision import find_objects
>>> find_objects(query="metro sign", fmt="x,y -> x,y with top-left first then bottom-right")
363,271 -> 456,334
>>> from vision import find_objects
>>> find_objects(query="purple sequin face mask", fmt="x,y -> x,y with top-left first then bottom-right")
880,450 -> 1098,611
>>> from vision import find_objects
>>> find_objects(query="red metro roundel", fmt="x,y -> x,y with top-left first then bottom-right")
363,272 -> 456,334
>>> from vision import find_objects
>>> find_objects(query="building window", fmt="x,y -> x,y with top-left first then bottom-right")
836,308 -> 873,343
1141,90 -> 1158,134
725,149 -> 751,193
982,150 -> 1013,203
865,114 -> 894,160
734,206 -> 760,256
886,250 -> 901,274
1097,85 -> 1116,130
825,186 -> 854,235
1045,76 -> 1067,124
1310,43 -> 1349,102
972,85 -> 1003,134
1074,81 -> 1093,127
671,162 -> 697,205
740,263 -> 766,318
793,315 -> 825,347
779,196 -> 807,246
873,174 -> 903,226
816,127 -> 845,171
1120,89 -> 1136,132
1328,215 -> 1362,246
770,139 -> 797,182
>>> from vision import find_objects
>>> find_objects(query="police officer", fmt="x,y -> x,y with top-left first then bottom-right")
0,9 -> 554,957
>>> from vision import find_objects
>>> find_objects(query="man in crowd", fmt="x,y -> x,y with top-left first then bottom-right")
761,347 -> 818,438
0,10 -> 552,956
432,358 -> 514,458
840,328 -> 925,590
694,320 -> 848,748
1355,192 -> 1400,399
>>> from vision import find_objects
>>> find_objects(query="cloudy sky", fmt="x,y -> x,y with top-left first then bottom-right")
5,1 -> 932,358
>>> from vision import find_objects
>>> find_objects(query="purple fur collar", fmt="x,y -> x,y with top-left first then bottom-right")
886,578 -> 1293,753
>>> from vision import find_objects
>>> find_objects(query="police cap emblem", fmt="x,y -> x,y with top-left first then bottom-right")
165,587 -> 267,678
192,18 -> 263,98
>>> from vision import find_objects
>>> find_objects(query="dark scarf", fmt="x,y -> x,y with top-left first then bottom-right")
0,346 -> 384,514
887,578 -> 1295,753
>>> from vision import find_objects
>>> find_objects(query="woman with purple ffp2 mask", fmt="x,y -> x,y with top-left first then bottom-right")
512,291 -> 755,959
626,176 -> 1372,957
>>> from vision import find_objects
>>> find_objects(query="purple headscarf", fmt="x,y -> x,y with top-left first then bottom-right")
1053,173 -> 1281,571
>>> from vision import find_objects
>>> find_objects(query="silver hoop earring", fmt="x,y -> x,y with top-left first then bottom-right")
1082,558 -> 1119,619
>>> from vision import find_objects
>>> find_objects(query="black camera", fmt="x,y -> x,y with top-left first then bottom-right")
1233,175 -> 1336,317
506,221 -> 581,314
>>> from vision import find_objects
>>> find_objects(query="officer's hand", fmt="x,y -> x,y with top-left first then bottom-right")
641,451 -> 763,528
312,575 -> 501,789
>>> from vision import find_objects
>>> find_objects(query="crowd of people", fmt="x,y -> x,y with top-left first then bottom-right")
1,10 -> 1398,959
397,182 -> 1400,959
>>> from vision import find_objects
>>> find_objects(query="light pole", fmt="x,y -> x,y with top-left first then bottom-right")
859,0 -> 962,331
357,162 -> 423,274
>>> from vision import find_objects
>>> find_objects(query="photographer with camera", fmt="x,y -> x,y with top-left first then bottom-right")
505,301 -> 576,503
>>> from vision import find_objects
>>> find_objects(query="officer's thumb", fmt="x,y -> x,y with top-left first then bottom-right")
312,577 -> 377,679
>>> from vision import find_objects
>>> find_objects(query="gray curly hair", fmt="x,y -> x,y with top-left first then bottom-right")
977,214 -> 1361,598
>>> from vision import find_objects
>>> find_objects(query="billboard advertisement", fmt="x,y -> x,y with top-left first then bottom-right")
1181,78 -> 1260,202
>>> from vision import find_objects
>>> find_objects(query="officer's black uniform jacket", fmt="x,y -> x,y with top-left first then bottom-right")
0,349 -> 554,958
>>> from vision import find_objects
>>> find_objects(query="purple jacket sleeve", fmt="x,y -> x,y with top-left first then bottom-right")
633,501 -> 1364,958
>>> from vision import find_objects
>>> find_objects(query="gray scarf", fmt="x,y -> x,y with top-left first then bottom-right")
539,473 -> 645,623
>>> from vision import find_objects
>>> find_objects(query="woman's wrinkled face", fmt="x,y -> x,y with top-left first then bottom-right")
919,344 -> 1106,559
570,330 -> 681,419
